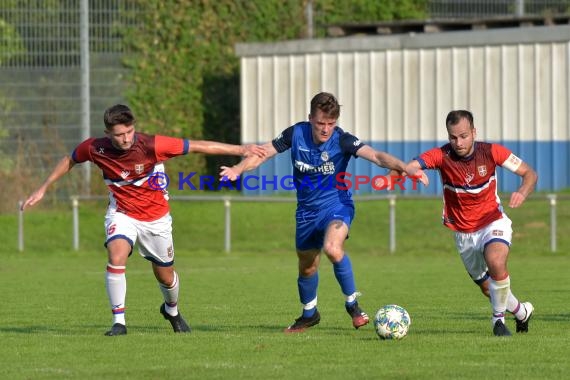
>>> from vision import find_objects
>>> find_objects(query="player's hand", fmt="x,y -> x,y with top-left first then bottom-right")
509,191 -> 526,208
378,170 -> 403,191
398,169 -> 429,189
411,169 -> 429,187
21,188 -> 46,211
404,162 -> 429,187
220,166 -> 241,182
242,144 -> 266,158
387,169 -> 403,177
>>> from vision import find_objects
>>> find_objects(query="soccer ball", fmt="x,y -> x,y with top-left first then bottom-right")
374,304 -> 411,340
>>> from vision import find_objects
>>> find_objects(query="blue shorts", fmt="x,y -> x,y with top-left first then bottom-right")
295,203 -> 355,251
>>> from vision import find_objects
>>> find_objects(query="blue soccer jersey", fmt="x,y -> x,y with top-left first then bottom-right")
272,122 -> 364,210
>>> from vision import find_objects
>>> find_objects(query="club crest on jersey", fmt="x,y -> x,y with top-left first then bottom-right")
320,151 -> 329,161
465,173 -> 474,185
135,164 -> 145,175
477,165 -> 487,177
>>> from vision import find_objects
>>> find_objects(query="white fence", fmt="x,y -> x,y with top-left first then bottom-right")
17,194 -> 560,253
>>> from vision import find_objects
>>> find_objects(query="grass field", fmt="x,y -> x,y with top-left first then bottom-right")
0,196 -> 569,379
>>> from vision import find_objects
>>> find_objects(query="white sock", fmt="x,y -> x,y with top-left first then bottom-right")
159,271 -> 179,316
106,263 -> 126,325
489,276 -> 510,323
506,290 -> 527,320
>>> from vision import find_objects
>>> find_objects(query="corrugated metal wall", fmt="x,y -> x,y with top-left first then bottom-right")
236,26 -> 570,195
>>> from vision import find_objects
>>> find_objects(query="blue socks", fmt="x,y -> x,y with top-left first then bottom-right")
297,254 -> 357,318
298,272 -> 318,318
333,254 -> 357,306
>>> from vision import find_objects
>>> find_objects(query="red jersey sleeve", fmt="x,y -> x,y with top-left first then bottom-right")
154,135 -> 189,161
491,144 -> 513,165
418,147 -> 444,169
492,143 -> 523,172
71,138 -> 96,163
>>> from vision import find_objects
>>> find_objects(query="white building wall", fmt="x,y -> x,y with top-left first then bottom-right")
236,26 -> 570,193
238,27 -> 569,143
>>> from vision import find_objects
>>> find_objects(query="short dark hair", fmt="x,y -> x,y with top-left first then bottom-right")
446,110 -> 473,129
310,92 -> 341,119
103,104 -> 136,129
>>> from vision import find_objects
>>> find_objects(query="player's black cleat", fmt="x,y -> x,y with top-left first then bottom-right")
104,323 -> 127,336
493,319 -> 512,337
346,302 -> 370,329
515,302 -> 534,333
284,310 -> 321,333
160,303 -> 191,333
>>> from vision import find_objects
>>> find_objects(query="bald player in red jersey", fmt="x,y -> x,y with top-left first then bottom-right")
22,104 -> 265,336
406,110 -> 537,337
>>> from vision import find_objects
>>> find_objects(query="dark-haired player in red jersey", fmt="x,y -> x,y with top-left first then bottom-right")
22,104 -> 265,336
406,110 -> 537,337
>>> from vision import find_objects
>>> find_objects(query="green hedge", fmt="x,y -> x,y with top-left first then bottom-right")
124,1 -> 428,176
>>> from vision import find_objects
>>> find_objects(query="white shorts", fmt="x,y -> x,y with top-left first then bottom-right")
453,215 -> 512,282
104,210 -> 175,266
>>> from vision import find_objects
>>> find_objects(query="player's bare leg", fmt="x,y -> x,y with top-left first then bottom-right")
104,238 -> 130,336
323,220 -> 369,329
153,264 -> 190,333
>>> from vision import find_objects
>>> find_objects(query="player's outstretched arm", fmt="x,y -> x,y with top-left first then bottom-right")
220,142 -> 277,181
509,162 -> 538,208
21,155 -> 76,211
356,146 -> 407,172
188,140 -> 265,158
357,146 -> 429,188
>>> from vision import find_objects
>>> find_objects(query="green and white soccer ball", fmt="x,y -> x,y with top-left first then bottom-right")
374,304 -> 411,340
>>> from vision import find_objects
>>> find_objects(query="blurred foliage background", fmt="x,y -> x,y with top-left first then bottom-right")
122,0 -> 428,179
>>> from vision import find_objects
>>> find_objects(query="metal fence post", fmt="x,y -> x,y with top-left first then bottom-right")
18,201 -> 24,252
547,194 -> 557,252
515,0 -> 525,17
389,194 -> 396,253
72,197 -> 79,251
80,0 -> 91,195
224,197 -> 231,253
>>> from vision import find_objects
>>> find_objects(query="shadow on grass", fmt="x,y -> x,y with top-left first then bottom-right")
0,323 -> 175,335
0,326 -> 63,334
536,313 -> 570,321
8,312 -> 566,336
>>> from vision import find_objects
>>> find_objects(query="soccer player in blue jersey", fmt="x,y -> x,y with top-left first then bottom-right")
220,92 -> 424,332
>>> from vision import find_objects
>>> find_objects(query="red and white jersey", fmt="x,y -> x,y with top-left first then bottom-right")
417,142 -> 523,233
72,133 -> 189,221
